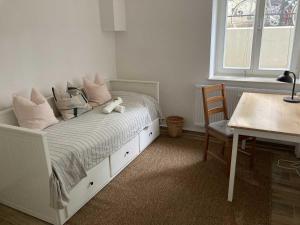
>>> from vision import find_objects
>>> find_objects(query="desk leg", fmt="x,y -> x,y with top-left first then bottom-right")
228,132 -> 239,202
295,144 -> 300,158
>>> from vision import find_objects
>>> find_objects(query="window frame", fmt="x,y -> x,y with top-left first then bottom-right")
210,0 -> 300,78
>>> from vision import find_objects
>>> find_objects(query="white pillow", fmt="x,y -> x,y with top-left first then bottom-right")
13,88 -> 59,130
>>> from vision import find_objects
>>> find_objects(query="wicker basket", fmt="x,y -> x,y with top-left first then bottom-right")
166,116 -> 184,137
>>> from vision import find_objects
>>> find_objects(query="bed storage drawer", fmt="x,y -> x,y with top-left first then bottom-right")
139,118 -> 160,152
110,135 -> 139,177
59,158 -> 110,223
87,158 -> 111,197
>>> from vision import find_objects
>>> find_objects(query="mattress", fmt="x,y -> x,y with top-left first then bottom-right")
45,91 -> 161,209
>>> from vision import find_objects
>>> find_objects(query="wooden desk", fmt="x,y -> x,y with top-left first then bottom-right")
227,92 -> 300,201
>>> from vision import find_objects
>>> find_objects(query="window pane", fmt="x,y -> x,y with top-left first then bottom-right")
224,0 -> 257,68
259,0 -> 298,69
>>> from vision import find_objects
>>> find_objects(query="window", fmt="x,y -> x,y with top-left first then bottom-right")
211,0 -> 300,77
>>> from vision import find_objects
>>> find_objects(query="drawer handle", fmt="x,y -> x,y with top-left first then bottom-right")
124,151 -> 129,157
149,132 -> 153,137
90,181 -> 94,186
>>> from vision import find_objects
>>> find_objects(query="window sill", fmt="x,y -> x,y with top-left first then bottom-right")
208,75 -> 300,85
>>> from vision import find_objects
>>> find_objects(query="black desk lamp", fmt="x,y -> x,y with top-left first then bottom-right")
277,70 -> 300,103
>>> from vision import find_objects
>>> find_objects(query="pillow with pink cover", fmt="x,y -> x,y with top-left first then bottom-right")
83,74 -> 112,107
13,88 -> 59,130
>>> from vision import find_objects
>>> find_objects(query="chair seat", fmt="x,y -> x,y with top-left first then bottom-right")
208,120 -> 233,137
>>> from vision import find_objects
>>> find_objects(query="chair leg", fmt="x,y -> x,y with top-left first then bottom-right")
250,137 -> 256,169
225,140 -> 232,177
203,133 -> 209,161
241,139 -> 246,151
222,142 -> 225,156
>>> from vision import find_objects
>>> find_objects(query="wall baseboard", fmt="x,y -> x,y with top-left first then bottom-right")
160,124 -> 204,133
159,126 -> 295,153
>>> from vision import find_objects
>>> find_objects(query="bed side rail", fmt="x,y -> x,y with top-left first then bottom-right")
0,124 -> 57,223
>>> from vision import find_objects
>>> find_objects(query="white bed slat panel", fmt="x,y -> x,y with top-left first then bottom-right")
110,79 -> 159,102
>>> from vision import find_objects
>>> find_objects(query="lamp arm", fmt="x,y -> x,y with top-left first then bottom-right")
291,72 -> 297,100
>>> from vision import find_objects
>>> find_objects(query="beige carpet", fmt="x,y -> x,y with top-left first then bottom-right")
0,135 -> 272,225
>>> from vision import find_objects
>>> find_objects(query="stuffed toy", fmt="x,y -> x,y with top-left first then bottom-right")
102,97 -> 125,114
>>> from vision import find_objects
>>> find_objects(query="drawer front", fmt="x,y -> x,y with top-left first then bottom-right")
87,158 -> 110,197
62,157 -> 110,221
139,119 -> 160,152
110,135 -> 139,176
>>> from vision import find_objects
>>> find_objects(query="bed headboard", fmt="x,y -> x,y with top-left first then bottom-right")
0,79 -> 159,126
0,108 -> 18,126
110,79 -> 159,101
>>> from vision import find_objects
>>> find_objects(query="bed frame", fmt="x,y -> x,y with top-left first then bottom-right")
0,79 -> 160,225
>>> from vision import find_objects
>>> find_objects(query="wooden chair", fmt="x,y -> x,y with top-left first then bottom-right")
201,84 -> 256,175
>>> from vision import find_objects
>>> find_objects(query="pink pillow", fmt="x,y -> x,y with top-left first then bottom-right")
13,88 -> 59,130
83,75 -> 112,106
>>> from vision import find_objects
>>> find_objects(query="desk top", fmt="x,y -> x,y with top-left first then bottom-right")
228,93 -> 300,136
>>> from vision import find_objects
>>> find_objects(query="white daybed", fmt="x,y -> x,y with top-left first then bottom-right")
0,79 -> 160,225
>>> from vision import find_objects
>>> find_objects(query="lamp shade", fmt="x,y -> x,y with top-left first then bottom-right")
277,71 -> 293,83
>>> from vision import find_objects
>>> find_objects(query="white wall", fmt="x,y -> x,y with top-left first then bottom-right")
0,0 -> 116,109
115,0 -> 212,131
115,0 -> 300,131
1,0 -> 296,131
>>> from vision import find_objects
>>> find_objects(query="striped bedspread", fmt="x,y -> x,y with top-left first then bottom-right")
45,91 -> 161,209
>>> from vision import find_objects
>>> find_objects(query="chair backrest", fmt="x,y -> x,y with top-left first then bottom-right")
201,84 -> 228,127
